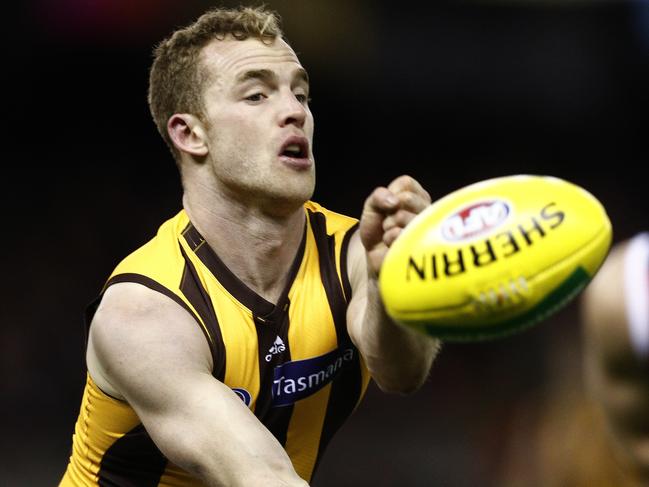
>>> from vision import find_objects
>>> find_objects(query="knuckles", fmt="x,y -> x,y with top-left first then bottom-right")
364,187 -> 391,209
361,177 -> 429,252
383,227 -> 403,247
388,174 -> 416,192
382,210 -> 415,231
364,177 -> 430,217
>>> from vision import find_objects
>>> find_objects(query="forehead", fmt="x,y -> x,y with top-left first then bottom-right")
200,37 -> 304,83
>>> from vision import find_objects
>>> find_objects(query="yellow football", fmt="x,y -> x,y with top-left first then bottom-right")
379,175 -> 612,340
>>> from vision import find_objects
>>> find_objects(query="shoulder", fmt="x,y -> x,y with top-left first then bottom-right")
305,201 -> 362,296
87,281 -> 213,401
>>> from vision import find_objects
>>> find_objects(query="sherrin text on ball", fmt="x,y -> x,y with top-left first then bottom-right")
379,175 -> 612,340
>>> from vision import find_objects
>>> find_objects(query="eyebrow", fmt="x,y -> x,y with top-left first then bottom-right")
235,67 -> 309,86
294,68 -> 309,85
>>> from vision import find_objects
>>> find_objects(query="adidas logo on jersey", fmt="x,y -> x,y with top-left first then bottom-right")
265,336 -> 286,362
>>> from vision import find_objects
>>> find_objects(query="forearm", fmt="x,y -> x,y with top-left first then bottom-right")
357,275 -> 440,394
142,384 -> 309,487
184,445 -> 306,487
351,175 -> 439,394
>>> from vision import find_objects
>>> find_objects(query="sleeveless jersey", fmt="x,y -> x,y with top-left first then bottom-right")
61,201 -> 371,486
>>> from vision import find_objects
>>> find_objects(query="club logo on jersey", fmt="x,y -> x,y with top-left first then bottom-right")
265,336 -> 286,362
232,388 -> 252,407
441,200 -> 510,242
272,347 -> 355,407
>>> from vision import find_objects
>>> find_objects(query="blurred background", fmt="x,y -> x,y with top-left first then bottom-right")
5,0 -> 648,485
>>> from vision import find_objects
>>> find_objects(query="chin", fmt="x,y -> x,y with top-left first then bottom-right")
278,171 -> 315,199
265,180 -> 315,214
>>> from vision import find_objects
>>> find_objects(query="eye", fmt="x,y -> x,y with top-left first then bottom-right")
295,93 -> 311,104
245,93 -> 267,103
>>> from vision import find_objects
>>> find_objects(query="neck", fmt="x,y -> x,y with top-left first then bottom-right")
182,183 -> 306,304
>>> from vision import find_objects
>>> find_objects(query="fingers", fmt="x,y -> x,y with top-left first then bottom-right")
383,226 -> 403,247
360,175 -> 431,276
359,186 -> 400,253
387,176 -> 432,217
387,175 -> 432,207
382,209 -> 416,233
381,176 -> 431,235
363,186 -> 400,215
365,177 -> 430,218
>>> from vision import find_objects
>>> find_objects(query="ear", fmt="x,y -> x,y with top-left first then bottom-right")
167,114 -> 209,157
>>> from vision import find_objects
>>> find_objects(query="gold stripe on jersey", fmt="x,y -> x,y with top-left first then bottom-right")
61,201 -> 371,486
62,374 -> 138,486
61,374 -> 198,487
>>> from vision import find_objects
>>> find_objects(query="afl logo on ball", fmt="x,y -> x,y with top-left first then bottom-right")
441,200 -> 510,242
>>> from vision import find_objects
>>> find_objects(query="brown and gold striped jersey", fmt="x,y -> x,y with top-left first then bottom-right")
61,201 -> 371,486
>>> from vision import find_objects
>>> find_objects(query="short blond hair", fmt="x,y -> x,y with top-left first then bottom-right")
148,6 -> 284,160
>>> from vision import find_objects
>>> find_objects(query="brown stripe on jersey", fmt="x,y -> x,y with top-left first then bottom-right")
102,273 -> 202,330
252,310 -> 294,446
179,245 -> 226,382
98,424 -> 167,487
182,222 -> 274,315
340,223 -> 359,302
102,272 -> 225,381
306,210 -> 363,475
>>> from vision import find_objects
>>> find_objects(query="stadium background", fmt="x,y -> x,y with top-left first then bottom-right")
5,0 -> 648,485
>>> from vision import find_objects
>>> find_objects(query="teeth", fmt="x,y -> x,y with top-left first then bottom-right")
285,144 -> 301,154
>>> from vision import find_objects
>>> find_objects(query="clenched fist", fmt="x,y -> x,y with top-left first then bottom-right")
359,175 -> 431,278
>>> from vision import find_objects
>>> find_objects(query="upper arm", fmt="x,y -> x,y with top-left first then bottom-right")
88,282 -> 230,471
88,282 -> 215,418
87,282 -> 303,486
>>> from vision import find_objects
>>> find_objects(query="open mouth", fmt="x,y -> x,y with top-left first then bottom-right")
279,137 -> 309,159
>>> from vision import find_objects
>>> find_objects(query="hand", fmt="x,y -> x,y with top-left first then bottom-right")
359,175 -> 431,278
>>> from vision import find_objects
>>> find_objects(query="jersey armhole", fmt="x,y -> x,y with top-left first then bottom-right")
84,272 -> 224,379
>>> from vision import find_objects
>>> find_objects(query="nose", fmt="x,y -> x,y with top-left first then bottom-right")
278,91 -> 307,128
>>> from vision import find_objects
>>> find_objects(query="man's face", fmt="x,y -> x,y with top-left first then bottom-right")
198,36 -> 315,210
